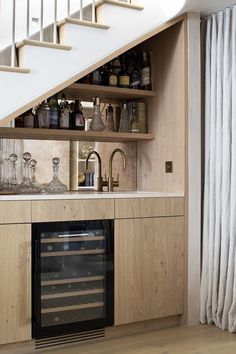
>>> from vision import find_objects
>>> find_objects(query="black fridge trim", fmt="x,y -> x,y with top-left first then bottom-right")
32,220 -> 114,340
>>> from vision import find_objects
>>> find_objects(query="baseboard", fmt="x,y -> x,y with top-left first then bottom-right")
0,316 -> 180,353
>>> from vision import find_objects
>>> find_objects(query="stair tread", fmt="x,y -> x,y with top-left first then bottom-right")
16,39 -> 72,51
58,18 -> 109,30
97,0 -> 144,10
0,65 -> 30,73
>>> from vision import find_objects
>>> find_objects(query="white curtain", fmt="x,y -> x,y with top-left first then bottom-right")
201,6 -> 236,333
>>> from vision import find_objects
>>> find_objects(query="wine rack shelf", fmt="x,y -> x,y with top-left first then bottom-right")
0,127 -> 154,142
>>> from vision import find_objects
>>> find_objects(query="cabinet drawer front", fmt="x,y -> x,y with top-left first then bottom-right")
32,199 -> 114,222
115,197 -> 184,218
0,201 -> 31,224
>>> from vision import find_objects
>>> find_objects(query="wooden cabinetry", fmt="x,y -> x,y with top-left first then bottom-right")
0,224 -> 31,345
0,201 -> 31,224
31,198 -> 114,222
115,216 -> 184,325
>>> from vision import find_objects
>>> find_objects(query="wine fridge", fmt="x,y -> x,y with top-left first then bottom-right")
32,220 -> 114,339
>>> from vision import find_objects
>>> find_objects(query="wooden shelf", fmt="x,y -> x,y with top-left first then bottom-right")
62,83 -> 155,100
0,128 -> 154,142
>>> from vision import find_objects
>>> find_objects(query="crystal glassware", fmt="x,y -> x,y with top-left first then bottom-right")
0,157 -> 10,192
89,97 -> 105,131
9,153 -> 18,192
119,103 -> 130,132
45,157 -> 68,193
30,159 -> 44,192
18,152 -> 42,193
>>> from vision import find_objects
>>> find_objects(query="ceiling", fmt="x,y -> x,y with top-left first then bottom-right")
184,0 -> 236,15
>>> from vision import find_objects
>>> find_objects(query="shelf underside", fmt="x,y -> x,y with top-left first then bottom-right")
62,83 -> 155,101
0,128 -> 154,142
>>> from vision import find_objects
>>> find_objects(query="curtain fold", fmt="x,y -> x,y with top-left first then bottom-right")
201,6 -> 236,333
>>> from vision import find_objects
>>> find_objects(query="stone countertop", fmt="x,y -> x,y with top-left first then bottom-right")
0,191 -> 184,201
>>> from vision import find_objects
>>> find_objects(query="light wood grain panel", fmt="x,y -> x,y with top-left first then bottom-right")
115,217 -> 184,325
0,224 -> 31,345
115,197 -> 184,219
0,201 -> 31,224
137,21 -> 186,193
184,12 -> 201,327
0,128 -> 154,142
32,199 -> 114,222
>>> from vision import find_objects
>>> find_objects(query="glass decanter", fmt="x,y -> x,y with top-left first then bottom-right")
30,159 -> 43,192
9,153 -> 18,192
89,97 -> 105,131
119,103 -> 130,132
18,152 -> 42,193
1,157 -> 10,191
45,157 -> 68,193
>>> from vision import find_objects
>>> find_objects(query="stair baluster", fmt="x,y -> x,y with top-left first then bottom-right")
26,0 -> 30,39
67,0 -> 70,17
53,0 -> 57,44
40,0 -> 44,42
11,0 -> 16,67
80,0 -> 83,21
92,0 -> 96,23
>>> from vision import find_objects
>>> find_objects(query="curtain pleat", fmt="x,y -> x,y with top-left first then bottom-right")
201,6 -> 236,333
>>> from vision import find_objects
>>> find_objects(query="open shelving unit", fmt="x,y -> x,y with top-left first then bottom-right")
0,82 -> 155,142
0,127 -> 154,142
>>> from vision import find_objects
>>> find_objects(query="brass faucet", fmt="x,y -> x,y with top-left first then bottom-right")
85,150 -> 107,192
108,148 -> 126,192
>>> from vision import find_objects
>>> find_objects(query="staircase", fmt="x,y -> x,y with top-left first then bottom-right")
0,0 -> 185,127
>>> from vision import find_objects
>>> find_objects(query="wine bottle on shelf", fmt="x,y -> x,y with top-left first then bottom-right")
91,67 -> 102,85
15,116 -> 24,128
105,104 -> 115,131
118,55 -> 130,88
59,94 -> 70,130
108,61 -> 118,87
130,103 -> 140,133
130,52 -> 140,89
112,57 -> 121,76
23,110 -> 35,128
71,100 -> 85,130
140,51 -> 152,90
101,64 -> 109,86
49,95 -> 59,129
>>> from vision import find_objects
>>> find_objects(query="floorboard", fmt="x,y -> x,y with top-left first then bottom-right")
40,325 -> 236,354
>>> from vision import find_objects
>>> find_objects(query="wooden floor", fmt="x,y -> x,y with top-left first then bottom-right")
38,325 -> 236,354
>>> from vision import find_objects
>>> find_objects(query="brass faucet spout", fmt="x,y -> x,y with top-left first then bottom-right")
108,148 -> 126,192
85,150 -> 105,192
85,150 -> 102,177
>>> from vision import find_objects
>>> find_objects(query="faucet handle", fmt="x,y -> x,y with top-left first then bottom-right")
102,174 -> 108,188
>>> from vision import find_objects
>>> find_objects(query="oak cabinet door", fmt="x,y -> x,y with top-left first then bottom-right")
0,224 -> 31,344
115,217 -> 184,325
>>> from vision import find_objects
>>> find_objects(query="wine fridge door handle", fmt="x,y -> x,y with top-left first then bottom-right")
58,233 -> 91,238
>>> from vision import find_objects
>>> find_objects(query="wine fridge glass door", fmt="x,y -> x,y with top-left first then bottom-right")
32,220 -> 114,339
